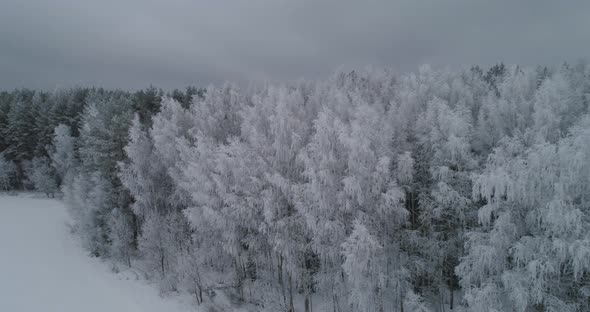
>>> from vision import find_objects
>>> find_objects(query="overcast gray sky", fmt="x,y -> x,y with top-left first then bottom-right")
1,0 -> 589,90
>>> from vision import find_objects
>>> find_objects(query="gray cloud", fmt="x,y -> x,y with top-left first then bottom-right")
1,0 -> 589,90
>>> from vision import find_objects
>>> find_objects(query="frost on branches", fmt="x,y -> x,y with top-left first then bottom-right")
1,63 -> 590,311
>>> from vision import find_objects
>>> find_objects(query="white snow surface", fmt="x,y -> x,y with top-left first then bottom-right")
0,194 -> 198,312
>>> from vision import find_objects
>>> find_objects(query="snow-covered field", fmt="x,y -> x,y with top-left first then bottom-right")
0,195 -> 197,312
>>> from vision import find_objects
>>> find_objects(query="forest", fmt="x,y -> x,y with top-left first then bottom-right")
1,63 -> 589,312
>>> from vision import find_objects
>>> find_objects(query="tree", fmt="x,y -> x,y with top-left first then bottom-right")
64,90 -> 134,257
3,92 -> 37,162
50,124 -> 76,187
341,220 -> 383,312
2,64 -> 588,311
189,83 -> 243,143
459,116 -> 590,311
0,154 -> 16,190
119,115 -> 172,218
133,86 -> 162,127
25,157 -> 58,197
63,171 -> 112,256
177,246 -> 206,305
138,210 -> 191,292
108,208 -> 134,267
413,96 -> 477,308
241,85 -> 317,309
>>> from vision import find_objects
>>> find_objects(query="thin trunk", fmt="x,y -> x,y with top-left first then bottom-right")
400,288 -> 404,312
378,289 -> 384,312
411,191 -> 415,228
195,288 -> 201,305
278,254 -> 286,304
333,294 -> 337,312
269,251 -> 274,277
304,287 -> 312,312
235,257 -> 245,300
288,272 -> 294,312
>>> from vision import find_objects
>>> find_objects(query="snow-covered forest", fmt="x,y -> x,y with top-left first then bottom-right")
1,63 -> 590,311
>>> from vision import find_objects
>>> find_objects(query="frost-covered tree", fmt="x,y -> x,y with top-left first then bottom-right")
50,124 -> 76,187
177,246 -> 206,305
341,221 -> 384,312
108,208 -> 135,267
64,91 -> 134,257
240,85 -> 318,309
296,78 -> 418,311
0,154 -> 16,191
25,156 -> 58,197
63,171 -> 112,255
414,96 -> 477,308
532,73 -> 570,143
190,83 -> 243,143
3,64 -> 590,311
139,210 -> 192,291
297,108 -> 350,309
403,290 -> 432,312
119,115 -> 173,218
474,66 -> 537,154
459,116 -> 590,311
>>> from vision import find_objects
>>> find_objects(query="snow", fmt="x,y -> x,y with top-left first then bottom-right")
0,194 -> 198,312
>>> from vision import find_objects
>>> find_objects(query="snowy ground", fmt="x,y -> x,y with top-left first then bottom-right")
0,194 -> 199,312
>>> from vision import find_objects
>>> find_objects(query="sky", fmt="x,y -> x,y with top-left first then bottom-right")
1,0 -> 589,90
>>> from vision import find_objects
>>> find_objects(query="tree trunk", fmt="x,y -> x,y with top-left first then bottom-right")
194,286 -> 201,305
333,294 -> 337,312
234,257 -> 245,301
400,289 -> 404,312
288,272 -> 294,312
278,255 -> 286,304
305,289 -> 312,312
450,288 -> 454,310
410,191 -> 415,228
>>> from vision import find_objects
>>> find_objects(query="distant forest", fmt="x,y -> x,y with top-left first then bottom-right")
1,63 -> 589,312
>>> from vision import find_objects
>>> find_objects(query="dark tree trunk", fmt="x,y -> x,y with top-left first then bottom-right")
288,273 -> 294,312
450,288 -> 454,310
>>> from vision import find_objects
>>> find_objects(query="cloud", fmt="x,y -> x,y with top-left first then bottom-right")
0,0 -> 588,90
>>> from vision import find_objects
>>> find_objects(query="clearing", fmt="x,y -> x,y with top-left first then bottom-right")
0,195 -> 196,312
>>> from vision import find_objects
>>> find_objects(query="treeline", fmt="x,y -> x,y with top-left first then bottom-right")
0,86 -> 200,191
1,64 -> 590,311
